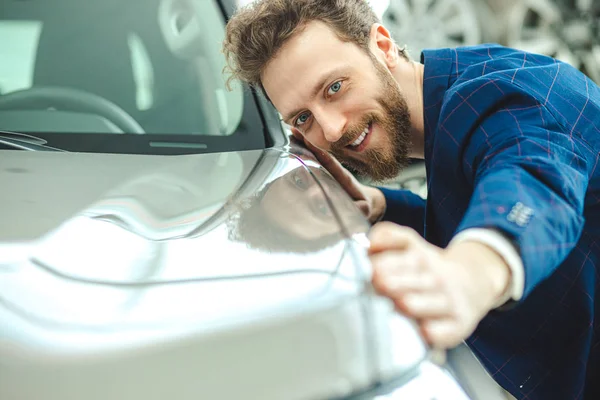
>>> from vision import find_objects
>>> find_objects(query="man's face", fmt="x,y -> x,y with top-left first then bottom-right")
261,21 -> 412,181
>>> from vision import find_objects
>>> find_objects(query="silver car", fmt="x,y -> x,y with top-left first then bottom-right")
0,0 -> 508,398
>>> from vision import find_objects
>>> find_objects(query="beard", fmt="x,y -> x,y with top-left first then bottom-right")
329,56 -> 412,182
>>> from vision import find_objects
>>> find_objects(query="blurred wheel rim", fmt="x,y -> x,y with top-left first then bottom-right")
505,0 -> 600,83
382,0 -> 481,57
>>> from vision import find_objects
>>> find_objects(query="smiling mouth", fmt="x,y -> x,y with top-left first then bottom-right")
347,122 -> 372,152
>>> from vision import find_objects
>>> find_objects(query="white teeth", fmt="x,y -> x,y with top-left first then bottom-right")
351,132 -> 366,147
350,126 -> 370,147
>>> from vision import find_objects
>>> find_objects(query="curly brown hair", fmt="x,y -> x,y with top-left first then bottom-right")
223,0 -> 408,93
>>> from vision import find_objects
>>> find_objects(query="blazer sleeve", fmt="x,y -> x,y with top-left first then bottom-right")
377,187 -> 426,237
454,89 -> 590,300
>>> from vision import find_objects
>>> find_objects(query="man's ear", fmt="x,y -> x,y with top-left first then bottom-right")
369,23 -> 398,69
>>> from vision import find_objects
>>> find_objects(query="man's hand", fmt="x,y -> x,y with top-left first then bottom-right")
369,222 -> 511,348
290,131 -> 386,223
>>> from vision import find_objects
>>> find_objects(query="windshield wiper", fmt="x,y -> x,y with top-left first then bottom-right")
0,130 -> 66,152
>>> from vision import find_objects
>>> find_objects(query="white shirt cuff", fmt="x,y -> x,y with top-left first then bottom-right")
450,228 -> 524,308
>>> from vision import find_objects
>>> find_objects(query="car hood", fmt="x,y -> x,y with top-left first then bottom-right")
0,149 -> 260,242
0,147 -> 372,329
1,148 -> 427,400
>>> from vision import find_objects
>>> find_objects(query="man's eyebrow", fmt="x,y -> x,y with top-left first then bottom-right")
283,67 -> 349,124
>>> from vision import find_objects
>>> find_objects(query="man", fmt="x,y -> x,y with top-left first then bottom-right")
223,0 -> 600,398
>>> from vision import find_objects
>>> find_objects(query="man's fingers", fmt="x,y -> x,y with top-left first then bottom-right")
369,222 -> 424,254
371,250 -> 439,294
395,293 -> 452,319
420,319 -> 463,349
371,250 -> 421,277
309,148 -> 361,195
354,199 -> 371,218
377,272 -> 439,294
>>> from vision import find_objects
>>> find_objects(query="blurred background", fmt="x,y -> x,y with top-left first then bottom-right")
372,0 -> 599,85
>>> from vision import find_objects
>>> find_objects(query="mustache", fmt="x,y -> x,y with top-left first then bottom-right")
330,114 -> 375,152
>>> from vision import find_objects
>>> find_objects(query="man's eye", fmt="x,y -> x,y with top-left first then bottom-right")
327,81 -> 342,96
295,112 -> 310,126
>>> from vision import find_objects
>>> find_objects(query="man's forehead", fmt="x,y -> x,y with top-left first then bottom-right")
261,22 -> 365,120
260,21 -> 343,86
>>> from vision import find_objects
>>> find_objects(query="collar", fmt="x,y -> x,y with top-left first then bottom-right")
420,48 -> 454,155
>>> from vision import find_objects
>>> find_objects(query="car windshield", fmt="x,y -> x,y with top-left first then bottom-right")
0,0 -> 265,154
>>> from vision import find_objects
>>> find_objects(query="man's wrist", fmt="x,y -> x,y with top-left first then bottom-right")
444,240 -> 512,311
450,229 -> 524,307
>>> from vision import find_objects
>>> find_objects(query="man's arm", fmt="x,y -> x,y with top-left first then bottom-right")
455,121 -> 588,298
441,73 -> 589,300
451,228 -> 524,307
376,186 -> 426,236
370,78 -> 591,348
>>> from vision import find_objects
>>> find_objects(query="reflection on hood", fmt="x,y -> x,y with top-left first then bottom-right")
226,179 -> 343,253
227,145 -> 369,254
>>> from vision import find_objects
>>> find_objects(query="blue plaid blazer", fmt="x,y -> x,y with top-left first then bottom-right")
380,44 -> 600,399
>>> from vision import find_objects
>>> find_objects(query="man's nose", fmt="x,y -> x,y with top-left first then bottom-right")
315,109 -> 346,144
